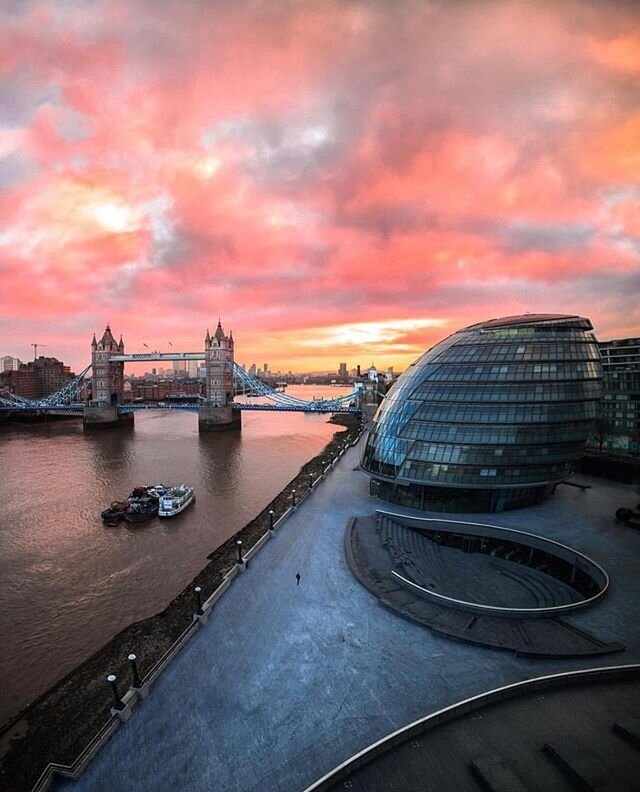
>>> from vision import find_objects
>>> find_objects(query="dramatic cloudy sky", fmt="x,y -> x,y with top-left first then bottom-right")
1,0 -> 639,372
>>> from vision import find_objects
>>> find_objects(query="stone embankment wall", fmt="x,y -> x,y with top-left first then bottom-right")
0,414 -> 362,792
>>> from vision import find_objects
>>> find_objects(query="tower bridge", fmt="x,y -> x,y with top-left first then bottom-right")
0,322 -> 363,431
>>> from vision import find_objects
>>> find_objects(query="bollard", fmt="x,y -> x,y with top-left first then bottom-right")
106,674 -> 125,710
128,653 -> 142,689
194,585 -> 203,616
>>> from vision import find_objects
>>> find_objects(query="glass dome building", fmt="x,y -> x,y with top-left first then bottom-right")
362,314 -> 602,512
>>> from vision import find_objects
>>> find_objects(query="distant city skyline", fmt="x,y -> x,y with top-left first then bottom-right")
1,1 -> 639,372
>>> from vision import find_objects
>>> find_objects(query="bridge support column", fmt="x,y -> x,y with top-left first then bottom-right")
198,404 -> 241,433
84,404 -> 133,429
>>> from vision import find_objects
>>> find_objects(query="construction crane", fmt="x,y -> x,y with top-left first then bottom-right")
31,343 -> 47,359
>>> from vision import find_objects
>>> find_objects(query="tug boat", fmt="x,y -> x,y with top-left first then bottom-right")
101,485 -> 166,526
101,501 -> 129,526
123,496 -> 159,524
158,485 -> 195,517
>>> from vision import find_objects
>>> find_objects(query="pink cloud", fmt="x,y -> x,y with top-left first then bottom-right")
1,0 -> 639,371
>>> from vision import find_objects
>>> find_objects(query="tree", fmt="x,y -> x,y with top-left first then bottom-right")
591,418 -> 614,452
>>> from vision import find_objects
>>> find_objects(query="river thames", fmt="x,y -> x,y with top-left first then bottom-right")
0,386 -> 351,725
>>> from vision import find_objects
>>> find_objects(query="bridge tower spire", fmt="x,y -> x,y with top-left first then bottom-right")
198,319 -> 241,433
84,325 -> 133,429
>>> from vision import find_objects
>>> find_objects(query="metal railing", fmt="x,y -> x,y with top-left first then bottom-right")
303,663 -> 640,792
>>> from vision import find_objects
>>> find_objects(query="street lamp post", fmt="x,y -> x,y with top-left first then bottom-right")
308,473 -> 313,489
269,509 -> 275,530
106,674 -> 124,710
128,653 -> 142,689
236,539 -> 243,564
194,585 -> 203,615
292,489 -> 297,507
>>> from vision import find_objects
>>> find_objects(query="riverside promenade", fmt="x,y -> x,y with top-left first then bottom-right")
60,440 -> 640,792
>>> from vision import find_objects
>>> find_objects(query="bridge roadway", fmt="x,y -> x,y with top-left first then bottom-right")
0,402 -> 359,415
109,353 -> 204,362
58,440 -> 640,792
119,402 -> 359,414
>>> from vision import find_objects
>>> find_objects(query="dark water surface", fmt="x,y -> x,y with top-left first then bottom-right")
0,386 -> 350,725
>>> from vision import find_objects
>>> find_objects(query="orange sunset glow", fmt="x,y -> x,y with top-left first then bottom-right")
1,0 -> 639,372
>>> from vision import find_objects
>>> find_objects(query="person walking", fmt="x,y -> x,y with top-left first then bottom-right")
296,572 -> 301,586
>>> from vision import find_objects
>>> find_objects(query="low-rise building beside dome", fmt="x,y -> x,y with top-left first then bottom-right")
361,314 -> 602,512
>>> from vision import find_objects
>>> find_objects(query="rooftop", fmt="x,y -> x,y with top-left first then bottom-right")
466,314 -> 589,330
319,669 -> 640,791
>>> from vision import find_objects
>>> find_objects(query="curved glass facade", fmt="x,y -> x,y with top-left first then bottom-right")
362,314 -> 602,512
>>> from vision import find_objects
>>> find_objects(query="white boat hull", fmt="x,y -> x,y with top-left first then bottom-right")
159,490 -> 195,518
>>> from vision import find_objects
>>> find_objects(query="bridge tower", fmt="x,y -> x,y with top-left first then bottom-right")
362,364 -> 381,423
198,320 -> 241,432
84,325 -> 132,429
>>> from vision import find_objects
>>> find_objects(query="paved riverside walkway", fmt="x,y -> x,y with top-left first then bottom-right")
59,441 -> 640,792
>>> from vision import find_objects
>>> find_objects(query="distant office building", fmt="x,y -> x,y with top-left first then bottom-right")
595,337 -> 640,454
2,356 -> 21,372
362,314 -> 602,513
250,363 -> 257,376
385,366 -> 395,382
263,363 -> 268,376
172,360 -> 186,379
36,357 -> 73,396
188,360 -> 199,378
132,381 -> 171,401
339,362 -> 347,379
0,366 -> 37,398
0,356 -> 75,399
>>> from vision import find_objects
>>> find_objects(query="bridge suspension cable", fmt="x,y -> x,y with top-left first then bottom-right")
0,365 -> 92,411
228,362 -> 360,409
1,360 -> 362,415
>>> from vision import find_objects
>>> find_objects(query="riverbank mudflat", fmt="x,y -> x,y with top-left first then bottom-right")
0,414 -> 361,792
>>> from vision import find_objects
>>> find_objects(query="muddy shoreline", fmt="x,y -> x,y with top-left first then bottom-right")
0,414 -> 361,792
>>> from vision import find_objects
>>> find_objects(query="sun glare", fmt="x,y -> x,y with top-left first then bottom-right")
300,319 -> 448,348
90,201 -> 139,233
194,155 -> 222,179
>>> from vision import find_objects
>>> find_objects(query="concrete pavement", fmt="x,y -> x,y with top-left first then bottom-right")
59,440 -> 640,791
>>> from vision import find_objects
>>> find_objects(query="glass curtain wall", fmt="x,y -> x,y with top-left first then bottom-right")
362,315 -> 602,512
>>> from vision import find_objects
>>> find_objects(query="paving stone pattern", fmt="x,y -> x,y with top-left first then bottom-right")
329,678 -> 640,792
58,443 -> 640,792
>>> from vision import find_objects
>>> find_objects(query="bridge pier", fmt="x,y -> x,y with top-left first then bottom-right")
84,404 -> 134,429
198,404 -> 241,433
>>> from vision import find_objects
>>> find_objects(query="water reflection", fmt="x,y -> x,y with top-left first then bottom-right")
198,431 -> 243,486
0,389 -> 349,724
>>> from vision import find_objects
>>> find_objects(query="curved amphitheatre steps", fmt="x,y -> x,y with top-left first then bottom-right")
346,514 -> 624,657
381,514 -> 581,609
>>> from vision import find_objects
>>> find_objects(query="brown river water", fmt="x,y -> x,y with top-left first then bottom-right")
0,386 -> 351,726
